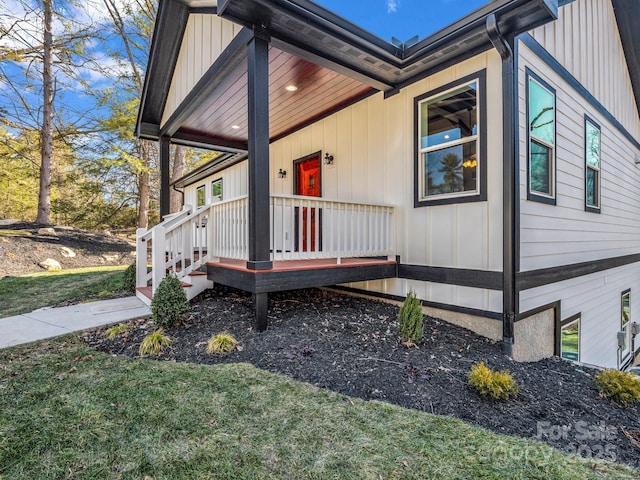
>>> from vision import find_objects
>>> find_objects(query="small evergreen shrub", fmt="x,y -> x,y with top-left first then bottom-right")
398,289 -> 423,344
151,274 -> 189,329
139,328 -> 172,356
105,323 -> 130,339
206,332 -> 238,354
469,362 -> 519,400
123,263 -> 136,293
594,369 -> 640,406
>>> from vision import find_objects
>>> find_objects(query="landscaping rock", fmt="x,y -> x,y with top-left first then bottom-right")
102,253 -> 120,262
39,258 -> 62,271
37,227 -> 57,235
60,247 -> 76,258
0,219 -> 18,226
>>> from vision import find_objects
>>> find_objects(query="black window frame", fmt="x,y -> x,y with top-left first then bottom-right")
558,312 -> 581,363
413,69 -> 487,208
211,177 -> 223,202
526,68 -> 557,205
196,184 -> 206,208
584,115 -> 601,213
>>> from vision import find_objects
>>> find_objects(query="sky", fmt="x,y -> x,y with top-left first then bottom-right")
314,0 -> 491,43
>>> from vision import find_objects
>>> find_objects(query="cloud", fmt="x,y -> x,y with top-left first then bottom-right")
387,0 -> 398,13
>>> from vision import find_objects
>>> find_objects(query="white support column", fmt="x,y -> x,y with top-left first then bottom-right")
136,228 -> 147,288
151,224 -> 167,294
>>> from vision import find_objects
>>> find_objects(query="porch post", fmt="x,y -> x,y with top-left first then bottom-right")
246,30 -> 272,272
247,29 -> 271,331
159,136 -> 171,219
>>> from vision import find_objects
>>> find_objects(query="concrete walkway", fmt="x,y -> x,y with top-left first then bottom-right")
0,297 -> 150,349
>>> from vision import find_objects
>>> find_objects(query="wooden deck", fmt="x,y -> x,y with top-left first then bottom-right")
206,257 -> 397,294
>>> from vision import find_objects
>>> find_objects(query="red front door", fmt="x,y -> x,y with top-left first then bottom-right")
294,154 -> 321,252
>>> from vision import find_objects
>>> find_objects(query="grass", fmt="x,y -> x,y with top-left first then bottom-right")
0,265 -> 128,318
0,337 -> 636,480
0,229 -> 32,237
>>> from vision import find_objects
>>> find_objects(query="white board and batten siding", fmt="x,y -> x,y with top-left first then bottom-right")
519,0 -> 640,368
269,51 -> 505,314
161,13 -> 243,127
529,0 -> 640,139
183,161 -> 247,208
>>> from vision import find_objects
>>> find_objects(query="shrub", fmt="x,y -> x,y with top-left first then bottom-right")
398,289 -> 423,344
139,328 -> 172,356
594,369 -> 640,406
123,263 -> 136,293
469,362 -> 519,400
105,323 -> 130,339
151,274 -> 189,329
206,332 -> 238,354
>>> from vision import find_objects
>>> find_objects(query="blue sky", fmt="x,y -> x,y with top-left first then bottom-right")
314,0 -> 490,43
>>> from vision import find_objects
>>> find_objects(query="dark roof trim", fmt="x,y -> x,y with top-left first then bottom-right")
172,151 -> 248,188
160,28 -> 253,138
171,130 -> 248,152
217,0 -> 558,88
611,0 -> 640,121
520,33 -> 640,151
136,0 -> 190,137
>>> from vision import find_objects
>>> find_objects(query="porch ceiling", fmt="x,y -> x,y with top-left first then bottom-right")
174,45 -> 375,147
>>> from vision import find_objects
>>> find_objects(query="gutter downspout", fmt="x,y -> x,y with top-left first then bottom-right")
487,14 -> 518,357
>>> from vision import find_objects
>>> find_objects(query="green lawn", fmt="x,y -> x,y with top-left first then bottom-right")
0,337 -> 636,480
0,266 -> 128,318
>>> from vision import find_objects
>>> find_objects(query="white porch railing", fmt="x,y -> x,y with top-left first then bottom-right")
136,194 -> 394,294
269,194 -> 395,262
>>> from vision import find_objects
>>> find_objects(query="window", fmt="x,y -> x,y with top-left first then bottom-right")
620,290 -> 631,363
415,70 -> 486,207
560,315 -> 580,362
584,116 -> 601,212
211,178 -> 223,202
527,70 -> 556,204
196,185 -> 205,208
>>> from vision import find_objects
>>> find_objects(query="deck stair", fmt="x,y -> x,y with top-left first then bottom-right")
135,205 -> 213,306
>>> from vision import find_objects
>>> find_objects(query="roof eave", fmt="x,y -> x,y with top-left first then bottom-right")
611,0 -> 640,123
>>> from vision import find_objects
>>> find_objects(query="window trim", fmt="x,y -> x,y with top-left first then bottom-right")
559,313 -> 581,363
211,177 -> 223,202
526,68 -> 557,205
584,115 -> 601,213
196,184 -> 206,208
620,289 -> 631,365
414,69 -> 487,207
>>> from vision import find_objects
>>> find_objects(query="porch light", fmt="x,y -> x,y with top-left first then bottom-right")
324,153 -> 334,165
278,168 -> 287,179
285,85 -> 298,92
231,125 -> 240,129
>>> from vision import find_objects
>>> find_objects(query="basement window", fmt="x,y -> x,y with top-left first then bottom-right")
584,116 -> 601,213
560,315 -> 580,362
527,70 -> 556,204
415,70 -> 486,207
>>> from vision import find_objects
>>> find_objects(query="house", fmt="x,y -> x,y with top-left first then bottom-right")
135,0 -> 640,369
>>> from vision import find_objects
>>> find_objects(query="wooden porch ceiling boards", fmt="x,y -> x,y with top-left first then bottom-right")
178,46 -> 374,146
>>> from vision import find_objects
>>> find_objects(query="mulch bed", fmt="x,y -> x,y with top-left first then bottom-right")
82,285 -> 640,469
0,222 -> 135,277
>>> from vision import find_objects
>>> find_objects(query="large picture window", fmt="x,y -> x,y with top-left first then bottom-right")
584,116 -> 601,213
527,70 -> 556,204
415,71 -> 486,207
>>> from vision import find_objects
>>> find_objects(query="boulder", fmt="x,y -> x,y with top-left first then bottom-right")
102,253 -> 120,262
39,258 -> 62,271
60,246 -> 76,258
0,219 -> 18,226
37,227 -> 56,235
